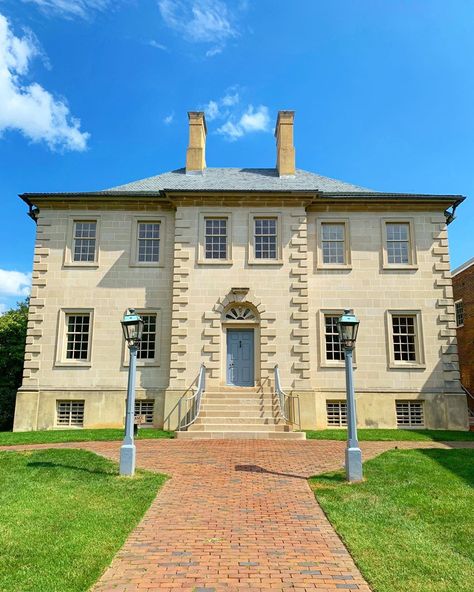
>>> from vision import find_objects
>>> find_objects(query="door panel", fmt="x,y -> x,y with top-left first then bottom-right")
226,329 -> 254,386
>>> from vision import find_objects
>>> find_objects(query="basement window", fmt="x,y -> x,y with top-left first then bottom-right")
326,401 -> 347,427
56,401 -> 85,427
396,401 -> 424,428
135,400 -> 154,425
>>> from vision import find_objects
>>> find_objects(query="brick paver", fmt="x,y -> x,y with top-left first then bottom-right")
2,439 -> 471,591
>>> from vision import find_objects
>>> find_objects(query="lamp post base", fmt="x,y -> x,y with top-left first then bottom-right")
345,446 -> 363,482
119,443 -> 136,476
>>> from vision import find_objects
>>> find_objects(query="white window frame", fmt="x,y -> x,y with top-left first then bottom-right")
56,400 -> 85,428
64,215 -> 100,267
396,400 -> 425,428
455,299 -> 464,328
318,310 -> 356,368
130,216 -> 166,267
326,401 -> 348,427
381,218 -> 417,269
55,309 -> 94,367
248,212 -> 283,264
316,219 -> 351,269
123,309 -> 162,367
197,211 -> 232,264
386,310 -> 425,369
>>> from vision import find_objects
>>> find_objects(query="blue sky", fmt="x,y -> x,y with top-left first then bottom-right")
0,0 -> 473,312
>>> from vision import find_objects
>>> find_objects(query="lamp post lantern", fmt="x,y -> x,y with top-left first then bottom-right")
120,308 -> 144,476
337,308 -> 362,482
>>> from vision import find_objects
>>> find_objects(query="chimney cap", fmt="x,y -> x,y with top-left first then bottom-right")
187,111 -> 207,134
274,110 -> 295,137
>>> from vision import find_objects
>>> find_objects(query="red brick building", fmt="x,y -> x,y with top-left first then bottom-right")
452,257 -> 474,425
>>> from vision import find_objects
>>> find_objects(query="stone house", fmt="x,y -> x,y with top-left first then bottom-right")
13,111 -> 469,437
452,257 -> 474,426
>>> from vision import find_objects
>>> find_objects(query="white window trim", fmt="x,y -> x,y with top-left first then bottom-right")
318,310 -> 356,368
55,400 -> 85,428
64,215 -> 100,268
135,399 -> 155,426
326,400 -> 348,427
381,218 -> 418,270
386,310 -> 425,369
455,299 -> 464,328
248,212 -> 283,265
396,400 -> 425,428
130,216 -> 166,268
55,308 -> 94,367
316,218 -> 352,269
123,309 -> 162,367
197,211 -> 233,265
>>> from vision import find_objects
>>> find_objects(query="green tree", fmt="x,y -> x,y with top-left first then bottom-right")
0,299 -> 29,430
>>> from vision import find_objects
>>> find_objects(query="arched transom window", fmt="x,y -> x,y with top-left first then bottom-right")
225,306 -> 256,321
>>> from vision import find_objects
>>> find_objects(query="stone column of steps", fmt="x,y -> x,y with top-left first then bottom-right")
176,388 -> 306,440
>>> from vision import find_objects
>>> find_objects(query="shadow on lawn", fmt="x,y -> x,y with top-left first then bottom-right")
27,461 -> 113,476
417,449 -> 474,488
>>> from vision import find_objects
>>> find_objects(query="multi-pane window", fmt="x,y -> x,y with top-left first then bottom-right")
321,223 -> 345,264
205,218 -> 227,259
396,401 -> 424,427
455,300 -> 464,327
135,400 -> 154,425
65,314 -> 90,360
254,218 -> 277,259
386,222 -> 410,264
73,221 -> 97,262
57,401 -> 85,427
392,315 -> 417,362
324,315 -> 344,361
137,314 -> 157,360
326,401 -> 347,427
137,222 -> 160,263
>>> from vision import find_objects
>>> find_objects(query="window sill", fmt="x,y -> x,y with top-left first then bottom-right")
63,262 -> 99,268
248,259 -> 283,265
389,362 -> 426,370
197,259 -> 233,265
320,362 -> 357,369
123,361 -> 161,368
54,361 -> 92,368
382,264 -> 418,271
129,262 -> 164,268
317,264 -> 352,271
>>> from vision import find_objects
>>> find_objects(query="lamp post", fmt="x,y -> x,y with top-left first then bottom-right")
120,308 -> 144,477
337,308 -> 362,483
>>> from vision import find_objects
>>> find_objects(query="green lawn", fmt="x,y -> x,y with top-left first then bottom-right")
305,428 -> 474,441
0,448 -> 166,592
310,448 -> 474,592
0,427 -> 173,446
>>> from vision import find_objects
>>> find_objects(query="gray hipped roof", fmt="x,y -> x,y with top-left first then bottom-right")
103,168 -> 372,193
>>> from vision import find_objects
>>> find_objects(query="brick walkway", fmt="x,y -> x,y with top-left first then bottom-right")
2,439 -> 471,591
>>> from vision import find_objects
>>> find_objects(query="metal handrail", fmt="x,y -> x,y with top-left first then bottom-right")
274,364 -> 301,429
461,384 -> 474,418
176,364 -> 206,431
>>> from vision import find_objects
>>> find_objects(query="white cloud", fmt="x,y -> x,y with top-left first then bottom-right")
204,99 -> 220,121
22,0 -> 112,19
163,111 -> 174,124
0,13 -> 89,151
149,40 -> 167,51
205,45 -> 222,58
0,269 -> 31,298
221,92 -> 239,107
158,0 -> 237,44
217,105 -> 270,141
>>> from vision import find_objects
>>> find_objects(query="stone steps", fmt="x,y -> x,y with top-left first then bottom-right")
176,430 -> 306,440
193,416 -> 284,425
175,388 -> 305,440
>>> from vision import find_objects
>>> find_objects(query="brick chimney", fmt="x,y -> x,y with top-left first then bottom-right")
186,111 -> 207,174
275,110 -> 295,177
